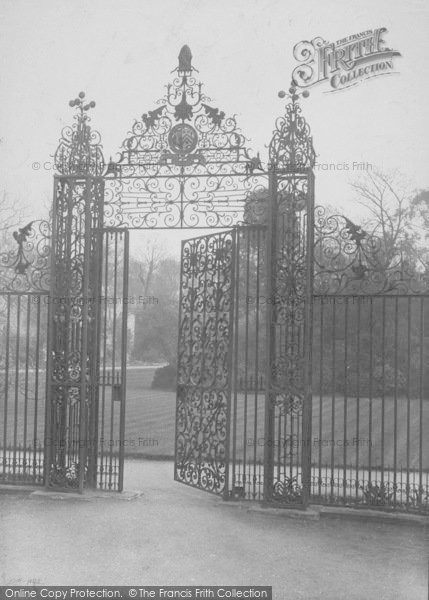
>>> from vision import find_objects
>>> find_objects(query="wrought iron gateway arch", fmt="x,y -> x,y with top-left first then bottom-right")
1,46 -> 427,513
103,45 -> 267,229
43,46 -> 269,494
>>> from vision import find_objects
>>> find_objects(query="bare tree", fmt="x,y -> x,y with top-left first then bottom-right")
0,191 -> 27,248
349,169 -> 417,270
135,241 -> 165,297
351,169 -> 409,238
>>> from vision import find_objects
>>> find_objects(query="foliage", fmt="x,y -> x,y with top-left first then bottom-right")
128,249 -> 180,365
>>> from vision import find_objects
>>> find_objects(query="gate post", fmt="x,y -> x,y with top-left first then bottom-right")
45,93 -> 105,491
264,86 -> 315,506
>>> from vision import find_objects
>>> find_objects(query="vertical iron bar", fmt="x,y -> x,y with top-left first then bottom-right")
419,298 -> 424,503
13,295 -> 21,478
2,297 -> 11,481
33,297 -> 41,482
331,298 -> 336,501
100,231 -> 109,488
319,299 -> 324,499
253,228 -> 261,499
174,237 -> 186,481
231,228 -> 240,493
406,297 -> 411,508
243,229 -> 251,480
118,229 -> 129,493
198,237 -> 208,489
87,215 -> 103,488
368,297 -> 373,485
356,299 -> 361,501
223,229 -> 237,500
263,168 -> 276,502
109,231 -> 119,489
23,296 -> 31,475
393,297 -> 398,507
381,297 -> 386,487
343,298 -> 348,503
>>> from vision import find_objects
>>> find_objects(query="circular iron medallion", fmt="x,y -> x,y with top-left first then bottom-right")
168,124 -> 198,154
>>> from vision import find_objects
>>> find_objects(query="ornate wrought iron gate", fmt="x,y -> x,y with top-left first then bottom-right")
175,225 -> 268,499
175,230 -> 236,497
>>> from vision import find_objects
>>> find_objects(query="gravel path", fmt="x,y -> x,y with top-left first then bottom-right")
0,460 -> 427,599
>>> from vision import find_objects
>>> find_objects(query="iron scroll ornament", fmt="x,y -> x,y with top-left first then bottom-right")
314,206 -> 429,295
0,219 -> 51,292
103,45 -> 267,229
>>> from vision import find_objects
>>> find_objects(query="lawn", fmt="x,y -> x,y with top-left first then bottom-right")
0,366 -> 428,471
124,367 -> 429,471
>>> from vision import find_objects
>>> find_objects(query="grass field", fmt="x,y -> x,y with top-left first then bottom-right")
1,366 -> 428,470
124,367 -> 176,457
124,367 -> 429,470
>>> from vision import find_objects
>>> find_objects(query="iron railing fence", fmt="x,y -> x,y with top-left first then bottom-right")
228,462 -> 429,512
0,292 -> 48,485
310,293 -> 429,513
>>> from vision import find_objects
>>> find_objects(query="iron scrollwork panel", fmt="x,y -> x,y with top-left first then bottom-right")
0,219 -> 51,293
103,46 -> 267,229
314,206 -> 429,295
175,230 -> 236,495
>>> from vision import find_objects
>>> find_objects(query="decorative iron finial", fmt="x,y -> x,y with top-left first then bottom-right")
178,45 -> 193,72
68,91 -> 96,117
54,91 -> 104,176
277,81 -> 310,103
12,221 -> 33,274
269,80 -> 315,170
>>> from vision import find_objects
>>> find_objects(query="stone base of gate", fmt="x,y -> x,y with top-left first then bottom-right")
0,485 -> 43,495
218,501 -> 429,525
0,486 -> 143,501
29,489 -> 143,502
318,505 -> 429,526
218,502 -> 320,521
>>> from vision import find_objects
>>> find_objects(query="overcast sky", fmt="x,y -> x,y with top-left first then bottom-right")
0,0 -> 428,257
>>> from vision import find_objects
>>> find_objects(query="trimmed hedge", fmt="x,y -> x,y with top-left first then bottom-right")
151,364 -> 176,390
